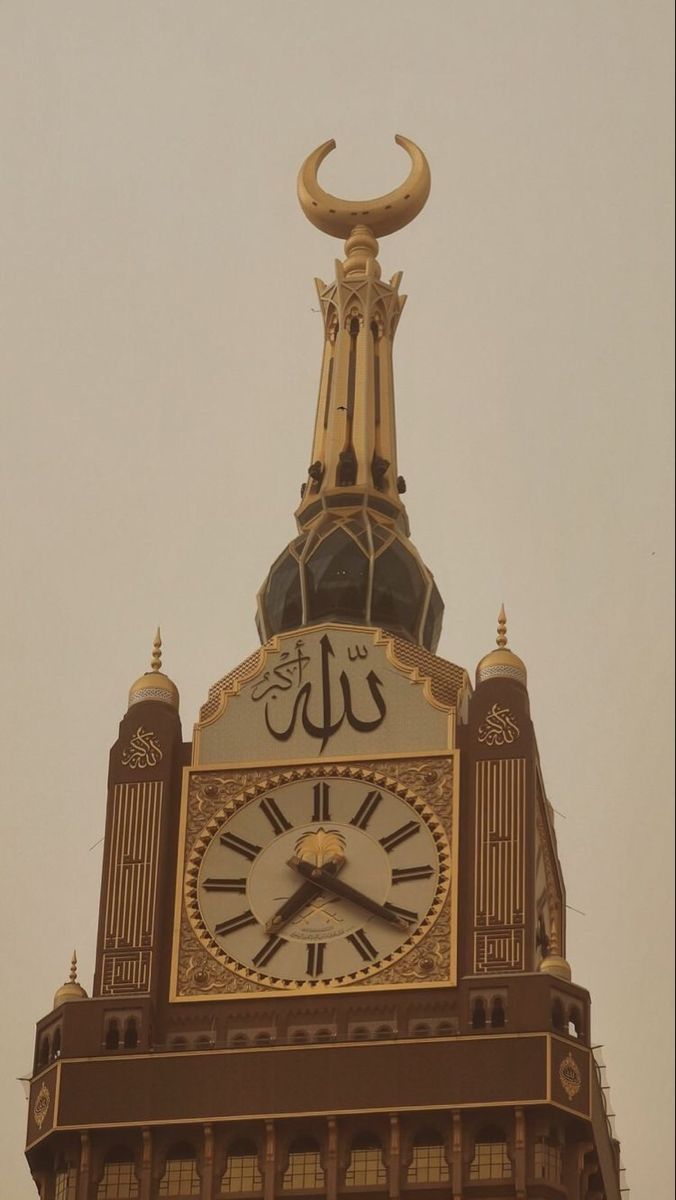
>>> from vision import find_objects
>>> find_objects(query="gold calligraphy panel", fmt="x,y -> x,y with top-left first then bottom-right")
473,758 -> 526,974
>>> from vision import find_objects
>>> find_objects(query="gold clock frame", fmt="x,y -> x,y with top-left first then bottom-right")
170,749 -> 459,1002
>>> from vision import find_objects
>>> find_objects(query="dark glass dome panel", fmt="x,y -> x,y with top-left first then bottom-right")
266,548 -> 303,632
371,537 -> 426,641
306,528 -> 369,621
423,579 -> 444,653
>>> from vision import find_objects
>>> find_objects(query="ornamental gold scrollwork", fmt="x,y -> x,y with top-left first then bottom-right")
33,1082 -> 50,1130
121,726 -> 163,770
478,703 -> 520,747
559,1053 -> 582,1101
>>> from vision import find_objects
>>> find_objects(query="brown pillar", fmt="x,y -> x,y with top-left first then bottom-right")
139,1128 -> 153,1200
264,1120 -> 276,1200
202,1125 -> 214,1200
388,1114 -> 400,1200
325,1117 -> 338,1200
77,1132 -> 90,1200
451,1111 -> 462,1200
514,1108 -> 526,1198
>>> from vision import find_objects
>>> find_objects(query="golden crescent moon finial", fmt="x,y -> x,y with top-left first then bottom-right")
297,134 -> 431,240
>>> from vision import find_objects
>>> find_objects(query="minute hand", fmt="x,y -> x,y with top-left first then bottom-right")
288,857 -> 412,929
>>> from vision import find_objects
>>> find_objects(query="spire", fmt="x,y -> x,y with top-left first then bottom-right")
257,137 -> 444,651
475,605 -> 528,687
128,628 -> 179,710
53,949 -> 87,1008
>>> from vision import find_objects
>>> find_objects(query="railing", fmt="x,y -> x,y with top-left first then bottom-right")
592,1046 -> 629,1198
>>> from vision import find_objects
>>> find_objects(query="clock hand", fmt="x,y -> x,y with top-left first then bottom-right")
264,856 -> 344,933
288,856 -> 413,929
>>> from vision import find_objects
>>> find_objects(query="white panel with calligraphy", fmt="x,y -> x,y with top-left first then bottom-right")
194,626 -> 454,765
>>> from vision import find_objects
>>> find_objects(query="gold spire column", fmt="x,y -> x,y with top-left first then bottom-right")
257,138 -> 444,650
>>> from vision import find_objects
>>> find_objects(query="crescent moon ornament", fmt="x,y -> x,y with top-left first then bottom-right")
297,134 -> 431,240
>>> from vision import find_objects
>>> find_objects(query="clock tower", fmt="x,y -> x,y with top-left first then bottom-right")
25,139 -> 623,1200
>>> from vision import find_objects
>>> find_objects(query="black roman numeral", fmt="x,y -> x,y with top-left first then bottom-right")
379,821 -> 420,853
350,789 -> 382,830
391,864 -> 435,884
311,782 -> 331,822
347,928 -> 378,963
202,877 -> 247,893
383,901 -> 418,923
306,942 -> 326,977
252,934 -> 286,969
214,909 -> 257,936
259,795 -> 292,835
220,832 -> 262,861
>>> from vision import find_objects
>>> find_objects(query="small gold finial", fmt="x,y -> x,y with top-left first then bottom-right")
497,604 -> 508,648
151,628 -> 162,673
69,950 -> 78,984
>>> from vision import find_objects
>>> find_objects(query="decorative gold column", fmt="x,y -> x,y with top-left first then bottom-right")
451,1111 -> 463,1200
139,1128 -> 152,1200
514,1108 -> 526,1198
388,1114 -> 401,1200
264,1121 -> 276,1200
325,1117 -> 338,1200
77,1132 -> 90,1200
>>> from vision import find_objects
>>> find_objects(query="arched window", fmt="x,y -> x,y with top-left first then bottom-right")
471,997 -> 486,1030
196,1035 -> 211,1049
220,1139 -> 262,1195
290,1029 -> 309,1044
97,1148 -> 139,1199
352,1026 -> 369,1041
534,1131 -> 563,1184
345,1134 -> 387,1187
123,1017 -> 138,1050
568,1006 -> 583,1039
469,1128 -> 512,1181
231,1033 -> 249,1048
407,1130 -> 449,1183
374,1024 -> 394,1040
491,997 -> 506,1029
314,1028 -> 332,1043
254,1031 -> 272,1046
38,1035 -> 50,1068
54,1165 -> 77,1200
282,1136 -> 324,1190
551,998 -> 565,1032
412,1022 -> 431,1038
51,1027 -> 62,1059
158,1143 -> 200,1196
104,1019 -> 120,1051
437,1020 -> 455,1037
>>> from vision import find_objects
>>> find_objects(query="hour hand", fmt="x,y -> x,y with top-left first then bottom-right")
264,857 -> 344,933
288,856 -> 414,929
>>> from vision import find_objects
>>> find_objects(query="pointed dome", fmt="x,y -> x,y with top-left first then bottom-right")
53,951 -> 87,1008
128,629 -> 179,710
476,605 -> 527,687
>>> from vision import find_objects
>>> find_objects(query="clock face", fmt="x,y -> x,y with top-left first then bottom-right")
189,774 -> 451,990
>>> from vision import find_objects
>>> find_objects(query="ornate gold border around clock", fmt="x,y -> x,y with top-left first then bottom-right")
170,750 -> 459,1003
192,623 -> 467,762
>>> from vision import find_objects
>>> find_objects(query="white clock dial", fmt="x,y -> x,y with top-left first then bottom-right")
192,774 -> 450,989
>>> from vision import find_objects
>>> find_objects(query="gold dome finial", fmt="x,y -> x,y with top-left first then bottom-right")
476,604 -> 527,687
53,949 -> 87,1009
151,627 -> 162,672
128,628 -> 180,711
496,603 -> 508,648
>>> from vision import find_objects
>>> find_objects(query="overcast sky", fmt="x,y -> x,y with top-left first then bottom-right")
1,2 -> 673,1195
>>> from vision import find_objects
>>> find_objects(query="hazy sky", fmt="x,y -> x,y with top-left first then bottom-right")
1,2 -> 673,1195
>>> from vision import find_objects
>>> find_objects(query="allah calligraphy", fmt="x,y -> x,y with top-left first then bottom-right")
121,726 -> 163,770
251,634 -> 386,753
33,1083 -> 51,1130
559,1053 -> 582,1101
477,703 -> 520,747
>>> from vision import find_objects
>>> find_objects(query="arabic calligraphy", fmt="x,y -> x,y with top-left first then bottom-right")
121,726 -> 163,770
477,703 -> 520,747
251,640 -> 310,701
253,633 -> 387,753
